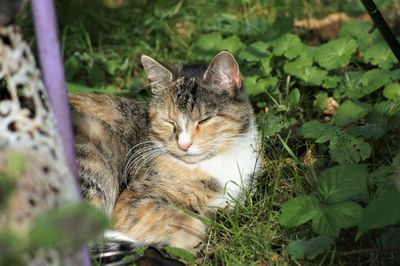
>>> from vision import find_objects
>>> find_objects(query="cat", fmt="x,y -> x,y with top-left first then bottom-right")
70,51 -> 260,251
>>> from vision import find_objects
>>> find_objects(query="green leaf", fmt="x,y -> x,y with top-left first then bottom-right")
244,76 -> 278,96
165,246 -> 196,264
315,38 -> 358,70
317,164 -> 368,204
329,135 -> 372,164
322,75 -> 341,89
300,120 -> 339,143
192,34 -> 244,60
260,55 -> 273,75
271,33 -> 306,59
288,236 -> 334,259
192,33 -> 224,60
288,88 -> 300,107
29,203 -> 110,249
284,60 -> 327,86
279,195 -> 321,228
346,69 -> 392,99
332,100 -> 370,126
312,201 -> 363,237
339,20 -> 375,51
238,41 -> 269,62
260,116 -> 284,137
375,100 -> 400,116
221,35 -> 244,55
348,111 -> 388,139
0,231 -> 24,266
315,92 -> 329,113
364,42 -> 398,69
390,69 -> 400,81
357,185 -> 400,237
383,83 -> 400,100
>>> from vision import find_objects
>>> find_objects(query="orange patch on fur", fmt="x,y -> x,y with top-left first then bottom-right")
70,93 -> 123,126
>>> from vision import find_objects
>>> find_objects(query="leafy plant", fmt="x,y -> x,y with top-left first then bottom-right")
190,16 -> 400,263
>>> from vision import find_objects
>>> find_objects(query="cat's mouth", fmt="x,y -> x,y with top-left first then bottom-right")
170,151 -> 212,164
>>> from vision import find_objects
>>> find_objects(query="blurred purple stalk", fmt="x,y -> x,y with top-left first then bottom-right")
31,0 -> 90,265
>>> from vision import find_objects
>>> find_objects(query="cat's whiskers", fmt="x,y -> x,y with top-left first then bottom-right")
123,145 -> 158,185
131,149 -> 166,180
125,146 -> 157,170
124,141 -> 154,162
124,147 -> 159,179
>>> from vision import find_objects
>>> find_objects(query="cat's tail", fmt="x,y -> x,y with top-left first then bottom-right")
90,230 -> 145,262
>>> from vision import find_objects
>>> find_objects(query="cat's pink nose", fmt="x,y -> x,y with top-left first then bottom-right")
178,142 -> 192,152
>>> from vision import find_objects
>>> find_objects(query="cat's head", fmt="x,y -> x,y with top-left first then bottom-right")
142,51 -> 254,164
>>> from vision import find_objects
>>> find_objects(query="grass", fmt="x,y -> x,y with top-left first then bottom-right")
196,137 -> 309,265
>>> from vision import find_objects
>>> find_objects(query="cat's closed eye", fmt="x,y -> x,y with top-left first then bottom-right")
164,119 -> 177,131
197,116 -> 213,125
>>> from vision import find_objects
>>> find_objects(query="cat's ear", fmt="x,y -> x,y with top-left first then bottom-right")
204,51 -> 242,96
141,55 -> 173,94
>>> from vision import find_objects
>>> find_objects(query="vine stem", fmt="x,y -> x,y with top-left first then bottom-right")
30,0 -> 90,265
30,0 -> 79,180
361,0 -> 400,62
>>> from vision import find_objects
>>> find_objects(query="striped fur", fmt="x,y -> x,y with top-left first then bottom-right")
71,52 -> 259,251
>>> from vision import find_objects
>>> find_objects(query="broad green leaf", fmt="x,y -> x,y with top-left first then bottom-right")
312,201 -> 363,237
357,185 -> 400,237
244,76 -> 278,96
344,0 -> 391,17
339,20 -> 375,51
238,41 -> 269,62
221,35 -> 244,55
348,111 -> 388,139
364,42 -> 397,69
346,69 -> 392,99
332,100 -> 371,126
260,116 -> 284,137
260,55 -> 273,75
271,33 -> 306,59
165,246 -> 196,264
329,135 -> 371,164
390,69 -> 400,81
261,16 -> 294,41
288,88 -> 300,107
315,38 -> 357,70
288,236 -> 334,259
29,203 -> 110,249
368,165 -> 394,185
279,195 -> 321,228
322,75 -> 341,89
192,33 -> 224,59
317,164 -> 368,204
383,83 -> 400,100
284,60 -> 327,86
315,92 -> 329,113
300,120 -> 339,143
375,100 -> 400,116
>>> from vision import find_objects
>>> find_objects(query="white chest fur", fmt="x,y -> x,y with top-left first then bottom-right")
198,125 -> 260,207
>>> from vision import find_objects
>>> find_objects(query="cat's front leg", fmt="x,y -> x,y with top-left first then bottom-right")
113,190 -> 205,251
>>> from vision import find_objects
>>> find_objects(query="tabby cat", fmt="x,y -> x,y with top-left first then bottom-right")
70,51 -> 260,250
